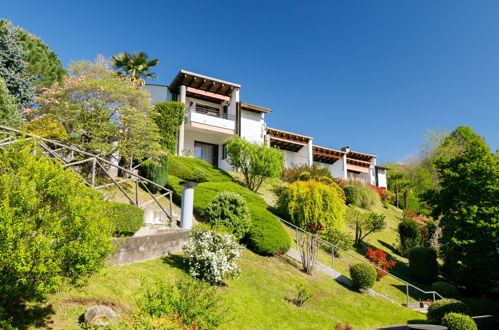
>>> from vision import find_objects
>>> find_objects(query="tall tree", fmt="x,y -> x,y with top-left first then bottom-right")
0,21 -> 35,110
36,58 -> 162,166
0,20 -> 66,89
431,126 -> 499,292
0,77 -> 22,128
111,51 -> 159,85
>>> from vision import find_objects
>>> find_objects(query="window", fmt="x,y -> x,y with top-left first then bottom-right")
222,144 -> 227,160
194,141 -> 218,166
195,103 -> 220,117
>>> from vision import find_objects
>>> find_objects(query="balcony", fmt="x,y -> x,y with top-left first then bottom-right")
187,105 -> 236,134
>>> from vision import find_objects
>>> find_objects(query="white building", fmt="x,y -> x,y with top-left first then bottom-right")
145,70 -> 387,188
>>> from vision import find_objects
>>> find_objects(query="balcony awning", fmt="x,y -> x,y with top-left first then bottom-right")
313,145 -> 345,164
347,164 -> 370,173
240,102 -> 272,113
346,150 -> 375,162
267,127 -> 312,152
170,70 -> 240,97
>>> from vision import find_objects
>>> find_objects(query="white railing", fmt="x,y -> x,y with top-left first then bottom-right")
276,215 -> 444,306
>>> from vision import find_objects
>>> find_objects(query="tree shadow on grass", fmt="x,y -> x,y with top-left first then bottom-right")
7,302 -> 55,330
162,254 -> 189,273
378,239 -> 400,256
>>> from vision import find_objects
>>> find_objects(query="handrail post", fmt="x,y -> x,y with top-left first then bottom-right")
135,177 -> 139,206
331,247 -> 335,271
406,285 -> 409,306
91,158 -> 96,188
432,292 -> 435,302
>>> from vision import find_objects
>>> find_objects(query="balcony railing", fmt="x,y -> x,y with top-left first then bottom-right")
188,105 -> 236,121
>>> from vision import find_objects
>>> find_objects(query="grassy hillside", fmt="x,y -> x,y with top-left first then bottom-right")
34,249 -> 424,329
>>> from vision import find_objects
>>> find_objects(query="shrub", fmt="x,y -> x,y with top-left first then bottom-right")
25,115 -> 68,140
398,219 -> 421,257
138,277 -> 226,329
107,201 -> 144,237
138,155 -> 168,194
350,263 -> 377,290
226,135 -> 284,192
277,180 -> 346,231
182,228 -> 242,284
168,155 -> 232,183
282,163 -> 332,183
343,181 -> 380,209
152,102 -> 185,153
321,227 -> 353,257
432,281 -> 460,299
245,207 -> 291,255
409,247 -> 438,284
204,191 -> 252,240
427,299 -> 469,324
0,142 -> 114,307
441,313 -> 477,330
291,283 -> 313,307
0,77 -> 23,129
365,248 -> 397,280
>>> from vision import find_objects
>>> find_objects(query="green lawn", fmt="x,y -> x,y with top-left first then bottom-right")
32,249 -> 424,329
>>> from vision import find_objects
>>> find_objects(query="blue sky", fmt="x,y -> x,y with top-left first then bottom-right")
3,0 -> 499,162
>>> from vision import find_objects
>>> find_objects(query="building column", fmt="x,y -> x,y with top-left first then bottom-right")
341,154 -> 347,180
178,85 -> 186,156
370,157 -> 377,186
307,140 -> 313,166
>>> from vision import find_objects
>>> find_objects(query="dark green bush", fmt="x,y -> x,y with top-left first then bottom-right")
138,156 -> 168,193
165,175 -> 184,205
441,313 -> 477,330
398,219 -> 421,257
409,247 -> 438,284
107,201 -> 144,236
166,176 -> 290,256
343,182 -> 379,210
204,191 -> 252,240
350,263 -> 377,290
427,299 -> 469,324
138,277 -> 226,328
168,155 -> 232,183
321,227 -> 353,257
432,281 -> 460,299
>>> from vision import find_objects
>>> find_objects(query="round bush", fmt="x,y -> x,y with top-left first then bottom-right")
350,263 -> 377,290
107,201 -> 144,237
409,247 -> 438,284
432,281 -> 460,299
204,192 -> 252,240
398,219 -> 421,256
343,182 -> 379,210
244,208 -> 291,255
427,299 -> 468,324
441,313 -> 477,330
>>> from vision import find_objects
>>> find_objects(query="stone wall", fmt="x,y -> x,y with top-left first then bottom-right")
108,230 -> 190,266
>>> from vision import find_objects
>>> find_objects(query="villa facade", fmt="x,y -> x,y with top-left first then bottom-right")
145,70 -> 387,188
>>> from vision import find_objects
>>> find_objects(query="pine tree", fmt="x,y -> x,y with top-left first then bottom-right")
0,21 -> 34,110
0,77 -> 22,128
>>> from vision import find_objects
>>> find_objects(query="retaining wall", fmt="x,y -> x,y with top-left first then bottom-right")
108,230 -> 190,266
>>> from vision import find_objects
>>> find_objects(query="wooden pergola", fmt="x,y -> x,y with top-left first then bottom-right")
266,127 -> 311,152
169,70 -> 240,97
313,145 -> 345,164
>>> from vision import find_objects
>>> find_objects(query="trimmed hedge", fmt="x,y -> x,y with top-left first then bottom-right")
204,192 -> 252,240
166,176 -> 290,256
350,263 -> 377,290
108,201 -> 144,237
427,299 -> 468,324
409,247 -> 438,284
432,281 -> 460,299
398,219 -> 421,257
168,155 -> 232,183
441,313 -> 477,330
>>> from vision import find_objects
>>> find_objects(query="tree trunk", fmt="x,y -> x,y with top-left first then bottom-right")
395,186 -> 399,208
403,190 -> 409,210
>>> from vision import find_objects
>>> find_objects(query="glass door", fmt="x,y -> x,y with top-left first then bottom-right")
194,141 -> 218,166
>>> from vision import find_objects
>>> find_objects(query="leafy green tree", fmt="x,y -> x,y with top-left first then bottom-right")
111,51 -> 159,84
153,101 -> 185,152
0,142 -> 114,309
430,126 -> 499,292
0,77 -> 22,128
36,58 -> 162,167
278,180 -> 346,231
0,20 -> 35,110
346,209 -> 386,246
226,136 -> 284,192
0,19 -> 66,89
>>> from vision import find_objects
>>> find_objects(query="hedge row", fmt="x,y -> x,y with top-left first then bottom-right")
107,201 -> 144,237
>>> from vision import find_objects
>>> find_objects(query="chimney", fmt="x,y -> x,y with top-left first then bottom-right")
341,146 -> 350,153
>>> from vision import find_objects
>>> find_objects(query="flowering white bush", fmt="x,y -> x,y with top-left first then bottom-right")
182,229 -> 243,284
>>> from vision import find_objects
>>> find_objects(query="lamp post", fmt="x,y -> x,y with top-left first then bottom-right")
179,181 -> 198,229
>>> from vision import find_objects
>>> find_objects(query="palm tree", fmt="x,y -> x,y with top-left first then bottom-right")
111,51 -> 159,84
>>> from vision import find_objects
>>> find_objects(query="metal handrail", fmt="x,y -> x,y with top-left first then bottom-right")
186,105 -> 236,121
0,125 -> 174,222
275,215 -> 444,304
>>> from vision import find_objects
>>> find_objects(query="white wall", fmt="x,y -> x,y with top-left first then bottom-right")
240,110 -> 265,144
281,146 -> 310,168
377,169 -> 387,188
315,159 -> 345,179
143,85 -> 171,104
